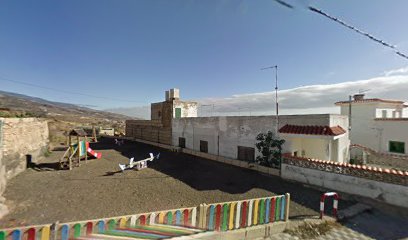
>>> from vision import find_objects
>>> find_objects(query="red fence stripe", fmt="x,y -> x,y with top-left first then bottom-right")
27,228 -> 35,240
215,205 -> 222,231
86,222 -> 93,235
139,215 -> 146,225
270,198 -> 276,223
183,209 -> 189,226
241,201 -> 247,228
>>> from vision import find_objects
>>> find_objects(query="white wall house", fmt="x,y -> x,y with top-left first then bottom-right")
335,94 -> 408,156
172,114 -> 350,163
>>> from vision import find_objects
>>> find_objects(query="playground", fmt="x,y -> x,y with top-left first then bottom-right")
0,138 -> 354,228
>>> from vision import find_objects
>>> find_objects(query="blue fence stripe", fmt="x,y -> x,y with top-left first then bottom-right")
208,205 -> 215,230
265,199 -> 271,223
280,196 -> 286,220
175,210 -> 182,225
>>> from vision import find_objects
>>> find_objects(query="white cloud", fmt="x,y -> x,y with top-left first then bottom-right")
199,75 -> 408,116
106,74 -> 408,118
384,66 -> 408,76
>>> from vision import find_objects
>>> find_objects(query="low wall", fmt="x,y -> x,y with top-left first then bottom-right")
126,137 -> 280,177
281,156 -> 408,208
0,118 -> 49,180
350,144 -> 408,170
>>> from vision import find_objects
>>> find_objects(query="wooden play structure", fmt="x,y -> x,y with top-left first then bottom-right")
59,129 -> 102,170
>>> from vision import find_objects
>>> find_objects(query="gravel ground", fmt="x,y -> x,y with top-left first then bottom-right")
0,138 -> 355,228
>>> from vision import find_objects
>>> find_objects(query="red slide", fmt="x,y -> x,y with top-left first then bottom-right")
86,142 -> 102,159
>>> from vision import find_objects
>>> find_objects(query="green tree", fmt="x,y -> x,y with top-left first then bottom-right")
255,131 -> 285,168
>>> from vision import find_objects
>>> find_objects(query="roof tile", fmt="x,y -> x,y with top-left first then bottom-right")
279,124 -> 346,136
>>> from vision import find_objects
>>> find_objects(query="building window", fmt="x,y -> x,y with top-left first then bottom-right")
389,141 -> 405,154
175,108 -> 182,118
237,146 -> 255,162
200,140 -> 208,153
158,111 -> 161,118
179,137 -> 186,148
382,110 -> 387,118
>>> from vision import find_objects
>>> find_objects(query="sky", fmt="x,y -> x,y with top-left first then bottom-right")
1,0 -> 408,117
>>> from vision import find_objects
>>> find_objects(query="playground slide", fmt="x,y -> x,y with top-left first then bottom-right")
85,142 -> 102,159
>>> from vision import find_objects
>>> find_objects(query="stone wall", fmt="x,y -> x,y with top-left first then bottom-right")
281,155 -> 408,208
125,120 -> 172,145
1,118 -> 49,180
0,119 -> 7,218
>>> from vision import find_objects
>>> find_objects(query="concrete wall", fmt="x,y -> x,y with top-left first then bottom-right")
172,114 -> 349,162
281,157 -> 408,208
1,118 -> 49,180
375,120 -> 408,155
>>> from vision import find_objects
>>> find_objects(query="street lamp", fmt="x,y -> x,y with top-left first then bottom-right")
261,65 -> 279,133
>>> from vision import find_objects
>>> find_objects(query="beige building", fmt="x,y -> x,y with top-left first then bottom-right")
125,88 -> 198,145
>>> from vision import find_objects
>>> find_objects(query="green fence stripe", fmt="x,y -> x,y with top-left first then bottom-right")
74,224 -> 81,238
259,199 -> 265,224
222,204 -> 229,231
275,197 -> 281,221
0,231 -> 5,240
167,212 -> 173,225
108,220 -> 116,230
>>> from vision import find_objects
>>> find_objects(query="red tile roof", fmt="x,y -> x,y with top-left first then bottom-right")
279,124 -> 346,136
335,98 -> 407,106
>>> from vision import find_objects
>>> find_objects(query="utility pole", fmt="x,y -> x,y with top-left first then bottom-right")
261,65 -> 279,134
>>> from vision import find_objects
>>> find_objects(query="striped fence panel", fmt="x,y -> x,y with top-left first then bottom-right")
53,206 -> 197,239
0,224 -> 54,240
0,194 -> 290,238
200,193 -> 290,231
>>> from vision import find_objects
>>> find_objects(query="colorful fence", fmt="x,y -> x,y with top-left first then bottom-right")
198,194 -> 290,231
0,194 -> 290,239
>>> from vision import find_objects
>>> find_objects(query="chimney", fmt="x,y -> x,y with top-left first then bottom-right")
165,90 -> 170,101
353,94 -> 365,101
169,88 -> 180,100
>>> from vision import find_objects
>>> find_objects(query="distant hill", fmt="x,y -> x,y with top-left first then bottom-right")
0,90 -> 138,146
104,106 -> 150,120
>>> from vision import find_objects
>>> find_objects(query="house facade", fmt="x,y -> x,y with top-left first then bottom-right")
335,94 -> 408,156
172,114 -> 349,163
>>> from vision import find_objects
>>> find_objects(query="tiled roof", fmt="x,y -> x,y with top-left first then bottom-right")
279,124 -> 346,136
335,98 -> 406,106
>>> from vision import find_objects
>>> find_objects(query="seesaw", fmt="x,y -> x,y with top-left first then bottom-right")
119,153 -> 160,171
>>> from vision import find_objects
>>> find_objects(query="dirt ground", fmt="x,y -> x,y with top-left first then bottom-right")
0,138 -> 355,228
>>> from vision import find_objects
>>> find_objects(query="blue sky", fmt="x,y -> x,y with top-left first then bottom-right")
1,0 -> 408,111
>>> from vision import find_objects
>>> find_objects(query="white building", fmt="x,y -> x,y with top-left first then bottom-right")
172,114 -> 350,163
335,94 -> 408,156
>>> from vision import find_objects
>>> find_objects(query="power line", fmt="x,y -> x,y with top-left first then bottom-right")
0,76 -> 147,104
308,6 -> 408,61
272,0 -> 408,61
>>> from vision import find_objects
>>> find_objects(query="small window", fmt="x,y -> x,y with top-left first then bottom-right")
293,151 -> 298,157
382,110 -> 387,118
179,137 -> 186,148
237,146 -> 255,162
389,141 -> 405,154
200,140 -> 208,153
175,108 -> 182,118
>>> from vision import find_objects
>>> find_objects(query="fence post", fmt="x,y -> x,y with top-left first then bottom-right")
285,193 -> 290,221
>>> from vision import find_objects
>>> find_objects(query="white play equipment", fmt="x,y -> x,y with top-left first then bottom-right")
119,153 -> 160,171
